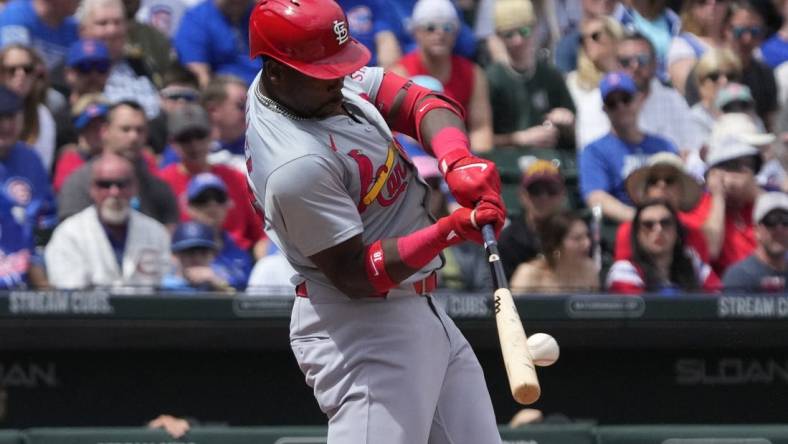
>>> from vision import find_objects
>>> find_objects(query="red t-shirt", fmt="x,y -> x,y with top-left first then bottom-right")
397,52 -> 475,111
157,164 -> 264,250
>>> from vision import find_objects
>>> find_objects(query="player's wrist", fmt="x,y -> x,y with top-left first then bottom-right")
432,127 -> 471,164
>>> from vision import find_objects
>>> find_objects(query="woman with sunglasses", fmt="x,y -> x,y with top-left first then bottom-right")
607,200 -> 720,295
0,43 -> 55,172
510,210 -> 599,294
667,0 -> 730,96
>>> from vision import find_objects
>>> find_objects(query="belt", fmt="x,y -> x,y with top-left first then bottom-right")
295,272 -> 438,298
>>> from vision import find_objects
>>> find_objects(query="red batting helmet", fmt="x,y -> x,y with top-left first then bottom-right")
249,0 -> 371,79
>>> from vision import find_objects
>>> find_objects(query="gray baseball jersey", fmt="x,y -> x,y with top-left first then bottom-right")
245,67 -> 500,444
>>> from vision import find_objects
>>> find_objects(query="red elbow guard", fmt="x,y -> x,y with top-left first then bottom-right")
364,240 -> 396,296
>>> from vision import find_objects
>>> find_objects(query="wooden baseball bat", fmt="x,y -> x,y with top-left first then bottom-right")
482,224 -> 541,405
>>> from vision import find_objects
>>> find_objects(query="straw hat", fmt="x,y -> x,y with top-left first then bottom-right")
625,152 -> 702,212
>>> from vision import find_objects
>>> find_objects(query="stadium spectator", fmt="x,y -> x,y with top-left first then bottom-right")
158,106 -> 264,254
246,251 -> 297,295
554,0 -> 617,74
148,64 -> 200,155
0,86 -> 56,240
0,0 -> 79,79
761,0 -> 788,69
666,0 -> 729,96
498,158 -> 566,280
58,100 -> 179,226
338,0 -> 402,68
391,0 -> 493,152
510,210 -> 599,294
0,44 -> 55,172
77,0 -> 161,119
723,0 -> 777,131
567,15 -> 623,150
487,0 -> 576,151
53,95 -> 108,192
173,0 -> 259,87
579,71 -> 677,223
121,0 -> 174,86
607,199 -> 720,294
135,0 -> 189,38
690,133 -> 762,275
161,221 -> 234,293
723,192 -> 788,292
45,153 -> 171,290
389,0 -> 481,61
0,192 -> 45,289
617,32 -> 704,159
202,75 -> 247,171
615,152 -> 708,262
613,0 -> 680,79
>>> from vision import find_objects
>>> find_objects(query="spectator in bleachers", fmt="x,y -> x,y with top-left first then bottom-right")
0,43 -> 55,173
135,0 -> 190,38
607,199 -> 720,294
689,134 -> 762,275
580,71 -> 677,223
181,174 -> 252,290
615,152 -> 708,262
45,152 -> 171,290
0,192 -> 44,289
486,0 -> 576,151
157,105 -> 265,256
617,32 -> 704,160
58,100 -> 179,227
554,0 -> 618,74
0,0 -> 79,83
161,221 -> 234,293
77,0 -> 161,119
761,0 -> 788,69
567,15 -> 623,150
391,0 -> 493,152
203,75 -> 247,171
174,0 -> 258,87
666,0 -> 729,96
0,85 -> 56,241
510,210 -> 599,294
723,0 -> 777,131
715,83 -> 764,129
53,94 -> 107,192
121,0 -> 174,86
498,158 -> 566,280
148,64 -> 200,155
613,0 -> 680,80
723,192 -> 788,292
338,0 -> 403,69
711,112 -> 784,190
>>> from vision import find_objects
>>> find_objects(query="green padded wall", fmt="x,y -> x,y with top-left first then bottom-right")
597,425 -> 788,444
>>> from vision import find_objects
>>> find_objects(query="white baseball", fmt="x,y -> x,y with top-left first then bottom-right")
527,333 -> 560,367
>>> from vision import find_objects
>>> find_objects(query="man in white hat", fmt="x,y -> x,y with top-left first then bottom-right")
723,192 -> 788,292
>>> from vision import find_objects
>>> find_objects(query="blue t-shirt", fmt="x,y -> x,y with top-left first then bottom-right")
213,231 -> 252,290
761,35 -> 788,69
339,0 -> 403,66
0,194 -> 32,289
0,142 -> 57,235
554,29 -> 579,74
173,0 -> 261,84
389,0 -> 477,59
0,0 -> 79,70
579,133 -> 677,204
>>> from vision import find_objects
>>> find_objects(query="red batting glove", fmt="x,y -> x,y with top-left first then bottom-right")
436,201 -> 505,245
439,149 -> 503,210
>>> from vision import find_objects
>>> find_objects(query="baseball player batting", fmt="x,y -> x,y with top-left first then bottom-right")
245,1 -> 507,442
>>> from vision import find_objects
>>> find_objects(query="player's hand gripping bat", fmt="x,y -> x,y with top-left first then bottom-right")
481,224 -> 541,405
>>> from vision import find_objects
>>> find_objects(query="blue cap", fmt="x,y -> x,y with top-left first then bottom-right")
186,173 -> 228,202
599,71 -> 637,101
73,102 -> 109,130
171,221 -> 217,252
67,39 -> 110,67
0,86 -> 22,115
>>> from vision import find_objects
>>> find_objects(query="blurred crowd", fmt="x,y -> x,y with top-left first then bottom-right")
0,0 -> 786,296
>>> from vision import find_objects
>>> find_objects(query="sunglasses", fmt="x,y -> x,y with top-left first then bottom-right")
640,217 -> 675,231
500,26 -> 532,40
761,212 -> 788,229
703,70 -> 739,83
646,175 -> 677,186
525,182 -> 562,197
717,157 -> 757,173
75,60 -> 111,74
94,178 -> 132,190
732,26 -> 763,39
604,93 -> 634,110
175,129 -> 209,144
720,100 -> 752,113
423,22 -> 457,34
190,190 -> 228,205
3,63 -> 34,76
618,53 -> 653,69
579,31 -> 603,44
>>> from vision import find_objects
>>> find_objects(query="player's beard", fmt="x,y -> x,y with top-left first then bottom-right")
99,197 -> 131,225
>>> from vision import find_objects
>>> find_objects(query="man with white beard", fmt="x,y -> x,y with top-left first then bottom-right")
45,153 -> 171,290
